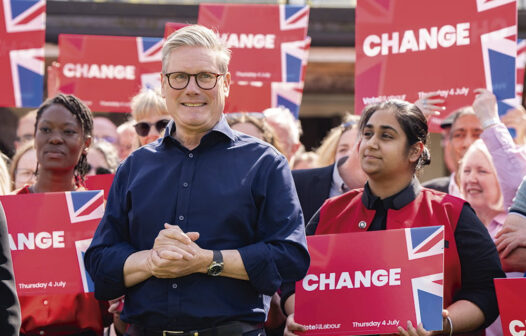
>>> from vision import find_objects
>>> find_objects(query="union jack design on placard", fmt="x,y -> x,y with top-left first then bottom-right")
271,82 -> 304,118
0,0 -> 45,107
3,0 -> 45,33
136,37 -> 164,63
65,190 -> 105,224
481,25 -> 517,99
75,238 -> 95,293
279,5 -> 309,31
405,226 -> 444,260
405,226 -> 444,330
9,47 -> 44,107
281,37 -> 310,83
412,273 -> 443,329
476,0 -> 516,12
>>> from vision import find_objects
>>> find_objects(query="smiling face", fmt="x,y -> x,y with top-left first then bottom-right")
460,147 -> 501,212
34,104 -> 90,174
359,108 -> 421,181
161,46 -> 230,137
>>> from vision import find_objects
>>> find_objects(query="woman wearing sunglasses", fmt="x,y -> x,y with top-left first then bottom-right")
131,89 -> 172,147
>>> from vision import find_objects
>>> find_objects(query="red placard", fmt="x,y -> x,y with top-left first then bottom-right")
494,278 -> 526,336
56,34 -> 164,112
295,226 -> 444,335
355,0 -> 517,132
0,0 -> 45,108
84,174 -> 114,200
164,22 -> 189,39
198,4 -> 309,83
225,82 -> 303,117
1,191 -> 104,295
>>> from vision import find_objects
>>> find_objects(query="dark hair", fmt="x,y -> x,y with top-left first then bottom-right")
35,94 -> 94,183
358,100 -> 431,172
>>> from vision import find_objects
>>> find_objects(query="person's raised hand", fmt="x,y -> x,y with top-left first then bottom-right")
415,93 -> 445,121
472,89 -> 499,128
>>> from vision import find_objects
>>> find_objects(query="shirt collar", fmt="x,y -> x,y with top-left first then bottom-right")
162,114 -> 236,144
362,177 -> 422,210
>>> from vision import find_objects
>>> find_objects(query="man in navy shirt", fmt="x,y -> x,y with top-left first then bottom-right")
85,25 -> 310,336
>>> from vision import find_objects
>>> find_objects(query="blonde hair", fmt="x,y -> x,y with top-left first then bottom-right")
315,114 -> 360,167
131,89 -> 169,121
162,24 -> 231,74
9,140 -> 35,191
0,153 -> 10,195
458,139 -> 503,211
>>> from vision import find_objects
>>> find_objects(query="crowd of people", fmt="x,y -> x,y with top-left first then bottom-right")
0,23 -> 525,336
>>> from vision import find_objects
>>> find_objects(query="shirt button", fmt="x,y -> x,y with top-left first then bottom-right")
179,215 -> 184,221
183,182 -> 189,188
43,300 -> 48,305
40,331 -> 45,335
172,283 -> 178,289
358,221 -> 367,229
188,153 -> 194,158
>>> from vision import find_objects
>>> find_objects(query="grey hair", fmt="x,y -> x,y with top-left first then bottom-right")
161,24 -> 231,74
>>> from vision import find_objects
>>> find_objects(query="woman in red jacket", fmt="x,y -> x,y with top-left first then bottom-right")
283,100 -> 504,336
14,94 -> 115,336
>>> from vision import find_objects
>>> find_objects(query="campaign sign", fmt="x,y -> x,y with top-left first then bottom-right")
494,278 -> 526,336
164,22 -> 188,39
198,4 -> 310,83
1,191 -> 104,295
355,0 -> 517,132
84,174 -> 114,201
225,81 -> 303,117
0,0 -> 45,108
57,34 -> 164,112
295,226 -> 444,335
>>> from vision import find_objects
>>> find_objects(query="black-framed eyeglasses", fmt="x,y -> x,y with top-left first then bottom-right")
164,72 -> 224,90
134,119 -> 171,137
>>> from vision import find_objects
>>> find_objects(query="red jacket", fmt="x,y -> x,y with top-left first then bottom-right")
316,187 -> 465,308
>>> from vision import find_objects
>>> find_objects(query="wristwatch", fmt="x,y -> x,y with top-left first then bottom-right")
207,250 -> 224,276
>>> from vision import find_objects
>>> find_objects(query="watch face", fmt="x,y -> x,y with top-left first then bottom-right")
208,264 -> 223,276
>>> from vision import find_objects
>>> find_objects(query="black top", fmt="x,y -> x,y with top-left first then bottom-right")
296,179 -> 505,328
0,203 -> 21,336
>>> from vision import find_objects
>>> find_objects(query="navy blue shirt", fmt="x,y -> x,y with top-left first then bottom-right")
84,117 -> 310,330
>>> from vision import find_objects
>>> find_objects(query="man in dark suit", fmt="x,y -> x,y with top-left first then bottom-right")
0,203 -> 21,336
292,164 -> 333,223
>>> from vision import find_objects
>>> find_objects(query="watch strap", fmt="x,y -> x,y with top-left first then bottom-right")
213,249 -> 223,264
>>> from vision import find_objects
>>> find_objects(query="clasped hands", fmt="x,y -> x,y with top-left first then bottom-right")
147,223 -> 210,278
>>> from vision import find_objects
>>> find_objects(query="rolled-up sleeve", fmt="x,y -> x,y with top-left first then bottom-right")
453,204 -> 505,328
84,163 -> 138,300
238,155 -> 310,296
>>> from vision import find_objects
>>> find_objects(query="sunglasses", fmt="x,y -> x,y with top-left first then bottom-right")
134,119 -> 170,137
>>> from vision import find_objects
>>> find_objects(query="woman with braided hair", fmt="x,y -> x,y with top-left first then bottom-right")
14,94 -> 93,194
13,94 -> 114,335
